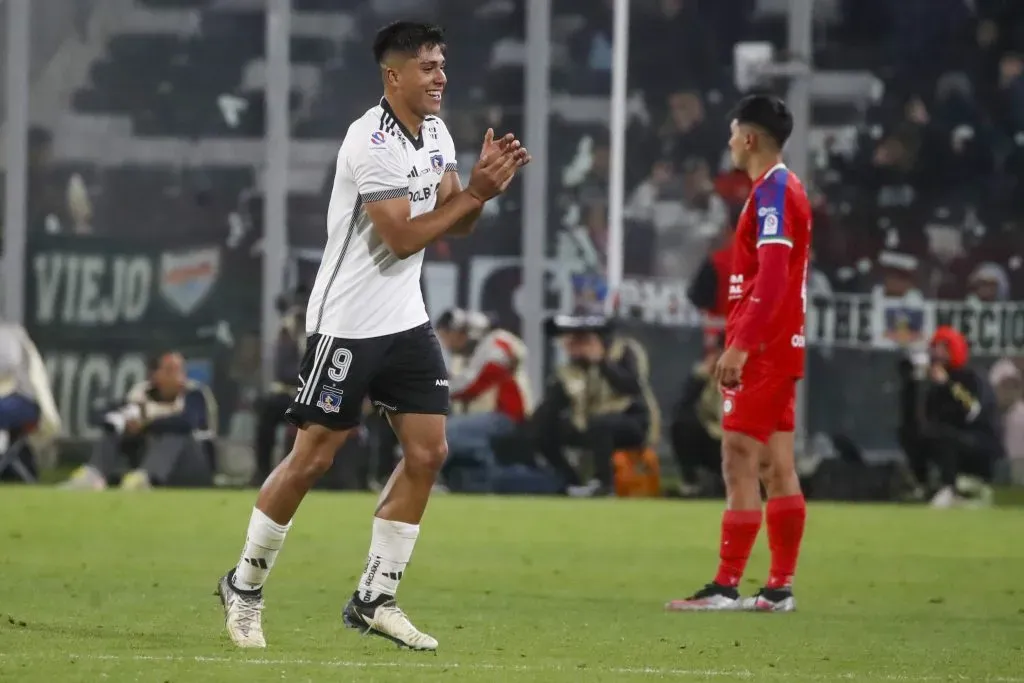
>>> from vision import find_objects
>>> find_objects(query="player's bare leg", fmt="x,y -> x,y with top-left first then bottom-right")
744,430 -> 805,612
217,424 -> 352,647
667,430 -> 764,611
343,412 -> 446,650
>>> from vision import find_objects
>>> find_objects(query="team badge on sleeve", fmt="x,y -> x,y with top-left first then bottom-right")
370,131 -> 386,146
431,154 -> 444,174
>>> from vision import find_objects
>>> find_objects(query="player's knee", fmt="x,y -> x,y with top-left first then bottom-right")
721,433 -> 759,487
760,457 -> 798,495
403,439 -> 448,474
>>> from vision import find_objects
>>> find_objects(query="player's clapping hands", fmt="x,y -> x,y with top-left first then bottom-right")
467,128 -> 530,201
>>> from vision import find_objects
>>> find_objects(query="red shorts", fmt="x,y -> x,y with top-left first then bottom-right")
721,372 -> 798,443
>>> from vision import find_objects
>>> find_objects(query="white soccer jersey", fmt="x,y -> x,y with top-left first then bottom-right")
306,98 -> 458,338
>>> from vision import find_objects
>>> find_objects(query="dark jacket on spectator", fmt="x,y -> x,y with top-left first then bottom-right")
98,380 -> 217,442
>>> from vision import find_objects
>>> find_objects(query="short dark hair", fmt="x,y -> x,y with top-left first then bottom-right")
147,350 -> 177,374
372,21 -> 446,64
730,94 -> 793,149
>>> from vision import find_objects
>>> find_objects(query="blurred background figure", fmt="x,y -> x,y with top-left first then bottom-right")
901,328 -> 1002,508
250,285 -> 308,486
62,351 -> 217,490
669,330 -> 724,498
989,359 -> 1024,485
442,310 -> 531,493
532,315 -> 658,498
0,321 -> 61,482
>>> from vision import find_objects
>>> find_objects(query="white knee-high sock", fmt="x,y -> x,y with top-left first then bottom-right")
231,507 -> 291,592
356,517 -> 420,602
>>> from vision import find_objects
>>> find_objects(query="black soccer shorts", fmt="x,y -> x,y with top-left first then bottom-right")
285,322 -> 450,431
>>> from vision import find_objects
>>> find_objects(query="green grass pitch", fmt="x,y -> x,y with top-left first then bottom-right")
0,489 -> 1022,682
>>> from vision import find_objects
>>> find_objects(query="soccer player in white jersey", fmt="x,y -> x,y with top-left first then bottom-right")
215,21 -> 529,651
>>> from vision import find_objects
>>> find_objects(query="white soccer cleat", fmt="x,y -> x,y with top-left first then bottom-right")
343,594 -> 438,651
665,583 -> 743,612
216,572 -> 267,648
930,485 -> 961,509
60,466 -> 107,490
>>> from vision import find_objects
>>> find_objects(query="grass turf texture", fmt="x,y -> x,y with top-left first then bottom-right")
0,490 -> 1021,682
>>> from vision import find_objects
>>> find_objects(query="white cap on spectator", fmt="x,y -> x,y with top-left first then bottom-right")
969,262 -> 1010,300
990,358 -> 1021,387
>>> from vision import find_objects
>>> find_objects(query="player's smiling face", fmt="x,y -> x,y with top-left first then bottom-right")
401,44 -> 446,117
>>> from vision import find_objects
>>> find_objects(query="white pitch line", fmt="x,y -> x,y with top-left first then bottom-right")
10,654 -> 1004,682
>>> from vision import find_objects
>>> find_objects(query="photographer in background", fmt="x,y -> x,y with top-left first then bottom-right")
900,327 -> 1002,507
670,330 -> 725,497
62,350 -> 217,490
251,285 -> 308,486
533,315 -> 657,497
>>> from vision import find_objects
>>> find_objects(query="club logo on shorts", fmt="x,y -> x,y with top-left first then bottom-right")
431,153 -> 444,174
317,387 -> 344,413
723,398 -> 734,414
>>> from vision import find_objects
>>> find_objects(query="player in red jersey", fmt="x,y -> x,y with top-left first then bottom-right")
666,95 -> 810,613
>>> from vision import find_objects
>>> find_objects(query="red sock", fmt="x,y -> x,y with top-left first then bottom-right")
765,494 -> 807,589
713,509 -> 762,588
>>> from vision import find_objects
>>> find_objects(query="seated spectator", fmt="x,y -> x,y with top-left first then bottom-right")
532,315 -> 657,497
670,331 -> 724,497
650,91 -> 721,171
901,327 -> 1002,507
252,287 -> 307,486
441,310 -> 532,493
0,321 -> 62,480
989,359 -> 1024,485
63,350 -> 217,490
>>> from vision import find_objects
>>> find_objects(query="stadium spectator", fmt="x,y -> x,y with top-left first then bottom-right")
650,91 -> 721,171
651,156 -> 729,279
251,287 -> 308,486
62,351 -> 217,490
989,359 -> 1024,485
533,315 -> 656,497
966,262 -> 1010,302
687,230 -> 734,331
442,311 -> 531,493
903,327 -> 1002,507
0,321 -> 62,481
669,330 -> 724,497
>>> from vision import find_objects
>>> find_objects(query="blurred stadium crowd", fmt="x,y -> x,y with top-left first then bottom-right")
2,0 -> 1024,496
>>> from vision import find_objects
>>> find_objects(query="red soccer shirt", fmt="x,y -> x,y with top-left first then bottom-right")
726,163 -> 812,378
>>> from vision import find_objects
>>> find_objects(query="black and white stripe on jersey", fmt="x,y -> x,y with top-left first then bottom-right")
361,187 -> 407,203
313,197 -> 363,333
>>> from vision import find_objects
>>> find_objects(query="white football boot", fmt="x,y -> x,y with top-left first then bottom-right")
343,593 -> 438,651
665,582 -> 743,611
216,571 -> 267,648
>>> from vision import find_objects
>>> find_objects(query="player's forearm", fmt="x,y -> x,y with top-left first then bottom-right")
447,206 -> 483,236
733,245 -> 790,351
392,191 -> 484,257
